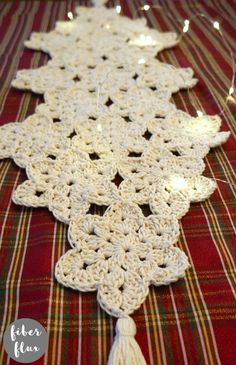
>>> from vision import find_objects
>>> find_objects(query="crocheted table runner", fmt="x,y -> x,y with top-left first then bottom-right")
0,1 -> 230,364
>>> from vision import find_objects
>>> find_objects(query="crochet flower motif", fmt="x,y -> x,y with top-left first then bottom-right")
12,59 -> 197,97
37,85 -> 176,123
24,5 -> 178,60
12,139 -> 217,225
55,202 -> 189,317
0,109 -> 230,170
13,151 -> 216,228
10,108 -> 225,224
12,5 -> 197,98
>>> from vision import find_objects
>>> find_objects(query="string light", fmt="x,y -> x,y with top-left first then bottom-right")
117,4 -> 236,117
213,21 -> 220,30
67,11 -> 73,20
90,4 -> 235,194
143,5 -> 150,11
88,4 -> 235,199
160,8 -> 235,115
196,110 -> 204,117
169,175 -> 188,191
183,19 -> 190,33
138,58 -> 146,64
92,3 -> 235,118
129,34 -> 158,47
97,123 -> 102,131
116,5 -> 121,14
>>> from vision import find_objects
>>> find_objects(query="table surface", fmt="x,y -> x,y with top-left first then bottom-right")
0,1 -> 235,364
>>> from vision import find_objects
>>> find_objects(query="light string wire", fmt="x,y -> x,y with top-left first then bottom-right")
114,2 -> 236,117
115,2 -> 236,191
214,177 -> 236,190
72,1 -> 235,110
69,2 -> 235,116
67,2 -> 236,191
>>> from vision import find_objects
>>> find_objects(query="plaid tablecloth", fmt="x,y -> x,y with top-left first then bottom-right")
0,1 -> 235,364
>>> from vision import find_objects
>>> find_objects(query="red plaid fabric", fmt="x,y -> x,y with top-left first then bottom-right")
0,1 -> 235,364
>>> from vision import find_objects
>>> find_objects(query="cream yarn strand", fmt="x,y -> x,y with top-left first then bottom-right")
107,317 -> 147,365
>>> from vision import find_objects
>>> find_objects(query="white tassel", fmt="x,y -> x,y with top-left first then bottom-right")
107,317 -> 147,365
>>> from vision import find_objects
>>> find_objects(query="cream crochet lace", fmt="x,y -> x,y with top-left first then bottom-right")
0,3 -> 230,364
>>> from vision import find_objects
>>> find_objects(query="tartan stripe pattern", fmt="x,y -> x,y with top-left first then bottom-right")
0,1 -> 235,364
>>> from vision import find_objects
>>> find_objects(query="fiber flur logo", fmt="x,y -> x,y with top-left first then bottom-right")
3,318 -> 48,363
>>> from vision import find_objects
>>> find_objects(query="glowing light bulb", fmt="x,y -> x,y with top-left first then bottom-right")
143,4 -> 150,11
116,5 -> 121,14
213,21 -> 220,30
183,19 -> 190,33
97,124 -> 102,132
138,58 -> 146,64
105,24 -> 111,29
226,86 -> 235,102
196,110 -> 204,117
130,34 -> 157,47
169,176 -> 188,190
67,11 -> 73,20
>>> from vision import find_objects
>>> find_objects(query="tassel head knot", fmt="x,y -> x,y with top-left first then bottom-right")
116,317 -> 136,336
107,317 -> 147,365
